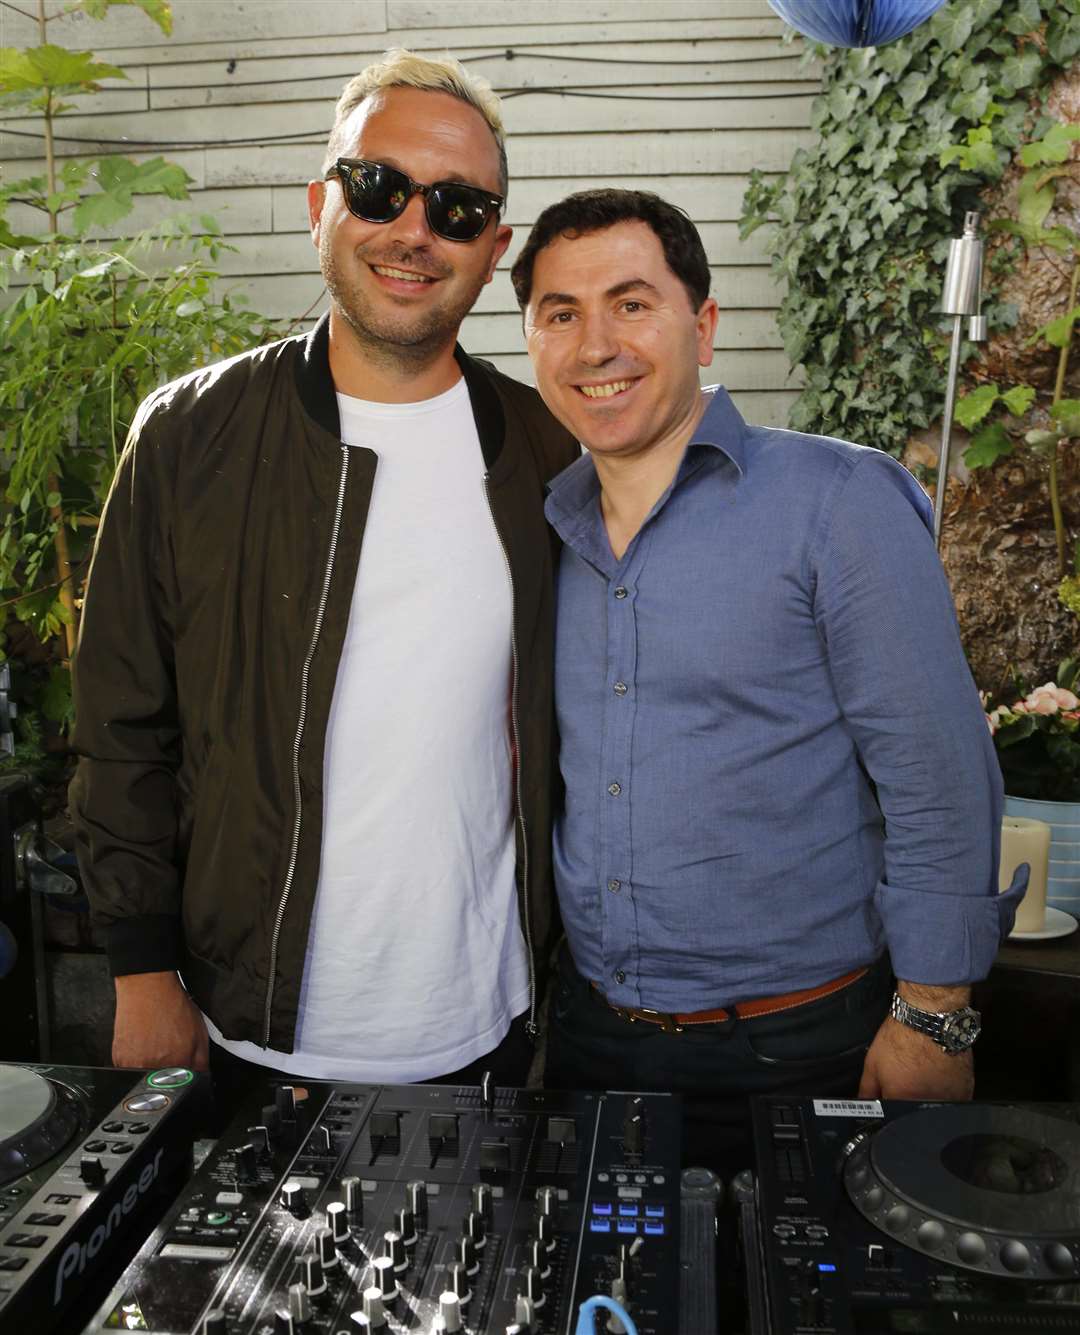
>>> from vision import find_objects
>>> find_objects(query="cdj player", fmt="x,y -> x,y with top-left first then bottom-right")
83,1076 -> 698,1334
0,1062 -> 205,1335
739,1095 -> 1080,1334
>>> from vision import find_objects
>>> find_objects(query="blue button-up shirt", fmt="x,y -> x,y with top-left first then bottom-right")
545,388 -> 1022,1011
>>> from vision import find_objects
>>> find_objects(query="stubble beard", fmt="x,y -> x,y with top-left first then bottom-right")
320,234 -> 487,372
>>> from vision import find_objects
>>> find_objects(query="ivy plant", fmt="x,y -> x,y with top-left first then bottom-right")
740,0 -> 1080,459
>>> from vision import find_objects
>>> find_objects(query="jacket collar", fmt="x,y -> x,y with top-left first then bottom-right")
295,312 -> 506,471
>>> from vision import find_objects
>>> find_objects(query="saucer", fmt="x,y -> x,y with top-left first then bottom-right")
1008,905 -> 1078,942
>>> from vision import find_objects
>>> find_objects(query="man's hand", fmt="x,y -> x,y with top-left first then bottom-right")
112,971 -> 209,1071
857,980 -> 974,1102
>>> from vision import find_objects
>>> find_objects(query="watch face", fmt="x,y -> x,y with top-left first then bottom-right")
940,1008 -> 981,1053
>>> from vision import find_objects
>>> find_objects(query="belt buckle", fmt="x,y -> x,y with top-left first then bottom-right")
637,1007 -> 684,1035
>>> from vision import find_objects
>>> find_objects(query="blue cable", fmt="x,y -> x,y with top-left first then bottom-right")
575,1294 -> 638,1335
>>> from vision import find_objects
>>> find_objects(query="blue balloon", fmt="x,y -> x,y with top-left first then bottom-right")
767,0 -> 948,47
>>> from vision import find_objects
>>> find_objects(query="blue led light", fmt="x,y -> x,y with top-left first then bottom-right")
617,1221 -> 638,1234
618,1204 -> 638,1217
644,1222 -> 664,1235
590,1219 -> 612,1233
818,1263 -> 837,1272
644,1205 -> 664,1218
592,1202 -> 613,1215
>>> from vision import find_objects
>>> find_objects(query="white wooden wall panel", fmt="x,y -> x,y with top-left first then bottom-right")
0,0 -> 815,426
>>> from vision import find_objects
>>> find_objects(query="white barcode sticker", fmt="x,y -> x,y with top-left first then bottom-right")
812,1098 -> 883,1118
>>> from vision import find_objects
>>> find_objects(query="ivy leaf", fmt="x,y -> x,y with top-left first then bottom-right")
963,422 -> 1013,469
1020,122 -> 1080,166
1017,170 -> 1057,231
930,4 -> 975,51
1047,12 -> 1080,65
998,49 -> 1043,95
1032,305 -> 1080,349
950,86 -> 991,121
954,383 -> 999,428
898,70 -> 933,110
825,129 -> 856,167
1000,384 -> 1036,417
1003,0 -> 1043,34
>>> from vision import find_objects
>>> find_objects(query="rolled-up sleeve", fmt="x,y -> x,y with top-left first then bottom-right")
813,452 -> 1025,984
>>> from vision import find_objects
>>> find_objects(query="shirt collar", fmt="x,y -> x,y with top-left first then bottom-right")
545,384 -> 748,538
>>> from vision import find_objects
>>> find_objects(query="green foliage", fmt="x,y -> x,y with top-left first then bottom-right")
740,0 -> 1080,456
0,0 -> 281,667
986,658 -> 1080,801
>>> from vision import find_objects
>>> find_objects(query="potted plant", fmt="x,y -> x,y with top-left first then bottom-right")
985,656 -> 1080,916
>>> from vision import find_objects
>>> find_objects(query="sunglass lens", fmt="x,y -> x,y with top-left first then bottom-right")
343,162 -> 408,222
429,184 -> 491,241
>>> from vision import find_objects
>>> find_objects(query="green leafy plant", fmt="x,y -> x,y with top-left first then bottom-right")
0,0 -> 280,723
947,123 -> 1080,576
985,658 -> 1080,801
740,0 -> 1080,460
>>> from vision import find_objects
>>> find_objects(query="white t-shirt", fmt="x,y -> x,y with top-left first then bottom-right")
205,377 -> 529,1078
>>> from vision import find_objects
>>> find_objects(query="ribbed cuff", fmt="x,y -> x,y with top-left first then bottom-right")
874,867 -> 1028,985
105,914 -> 183,977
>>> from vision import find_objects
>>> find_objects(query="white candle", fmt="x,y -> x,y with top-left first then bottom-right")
999,817 -> 1050,934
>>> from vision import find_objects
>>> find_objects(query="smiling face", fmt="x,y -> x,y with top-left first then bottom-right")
523,220 -> 717,461
308,85 -> 511,367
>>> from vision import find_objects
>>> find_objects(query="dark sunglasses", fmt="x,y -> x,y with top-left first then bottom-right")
326,158 -> 504,243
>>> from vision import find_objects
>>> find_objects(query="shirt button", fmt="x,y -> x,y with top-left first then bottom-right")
608,879 -> 621,893
613,681 -> 628,696
607,782 -> 622,797
614,586 -> 628,600
614,969 -> 626,984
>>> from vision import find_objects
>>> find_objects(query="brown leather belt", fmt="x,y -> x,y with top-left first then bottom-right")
590,965 -> 869,1034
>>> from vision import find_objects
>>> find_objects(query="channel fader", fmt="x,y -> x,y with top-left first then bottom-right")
83,1077 -> 683,1333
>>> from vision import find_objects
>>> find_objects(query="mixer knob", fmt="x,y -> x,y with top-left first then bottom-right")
272,1309 -> 296,1335
372,1254 -> 398,1300
521,1264 -> 545,1308
280,1179 -> 306,1214
234,1142 -> 258,1182
438,1291 -> 465,1333
301,1251 -> 325,1297
515,1293 -> 536,1330
446,1259 -> 471,1304
459,1234 -> 479,1275
623,1098 -> 646,1156
315,1225 -> 338,1270
362,1285 -> 389,1328
327,1199 -> 350,1244
202,1312 -> 228,1335
383,1229 -> 408,1272
343,1175 -> 364,1221
606,1276 -> 629,1332
464,1209 -> 486,1247
536,1213 -> 556,1251
480,1070 -> 495,1109
261,1103 -> 282,1139
535,1186 -> 557,1219
396,1205 -> 416,1246
471,1181 -> 493,1221
526,1236 -> 550,1278
407,1179 -> 428,1224
288,1282 -> 311,1325
275,1084 -> 298,1123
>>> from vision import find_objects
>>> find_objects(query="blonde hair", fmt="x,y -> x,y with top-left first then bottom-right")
323,48 -> 508,196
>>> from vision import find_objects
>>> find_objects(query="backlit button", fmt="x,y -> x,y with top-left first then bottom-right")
608,782 -> 622,797
614,970 -> 626,984
613,682 -> 628,696
614,587 -> 628,599
608,880 -> 621,893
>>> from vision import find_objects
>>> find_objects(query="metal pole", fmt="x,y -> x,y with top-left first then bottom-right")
934,314 -> 965,547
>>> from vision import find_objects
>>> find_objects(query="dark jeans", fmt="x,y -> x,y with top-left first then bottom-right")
208,1012 -> 534,1134
544,944 -> 893,1179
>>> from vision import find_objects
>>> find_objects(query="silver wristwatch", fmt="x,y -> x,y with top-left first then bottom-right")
889,993 -> 981,1055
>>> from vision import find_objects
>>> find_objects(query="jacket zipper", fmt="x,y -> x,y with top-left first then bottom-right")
262,445 -> 351,1046
484,475 -> 537,1041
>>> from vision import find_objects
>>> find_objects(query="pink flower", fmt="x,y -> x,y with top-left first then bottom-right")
1010,701 -> 1028,712
1024,682 -> 1080,715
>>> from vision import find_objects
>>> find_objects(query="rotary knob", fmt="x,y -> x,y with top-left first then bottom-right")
280,1179 -> 306,1214
464,1209 -> 486,1247
315,1225 -> 337,1270
287,1282 -> 311,1325
275,1084 -> 297,1123
536,1213 -> 556,1251
471,1181 -> 493,1221
235,1142 -> 258,1181
396,1205 -> 416,1247
361,1286 -> 388,1329
372,1254 -> 398,1301
342,1175 -> 364,1222
521,1263 -> 545,1308
383,1229 -> 407,1273
459,1234 -> 478,1275
327,1199 -> 349,1244
446,1259 -> 471,1304
526,1236 -> 550,1278
536,1186 -> 558,1219
515,1293 -> 536,1330
300,1251 -> 325,1297
438,1292 -> 464,1333
407,1179 -> 428,1225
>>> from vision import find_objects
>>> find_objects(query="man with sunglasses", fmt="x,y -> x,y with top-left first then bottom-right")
70,51 -> 577,1105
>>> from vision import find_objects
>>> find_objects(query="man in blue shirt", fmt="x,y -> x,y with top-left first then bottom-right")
510,190 -> 1025,1171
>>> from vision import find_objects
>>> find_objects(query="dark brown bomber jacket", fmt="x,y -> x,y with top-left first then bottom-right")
70,314 -> 578,1052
